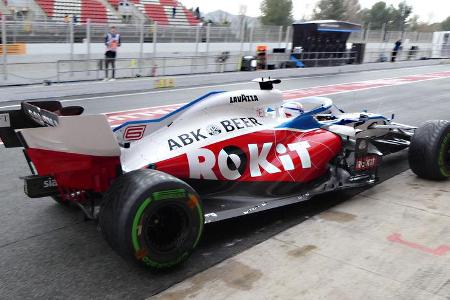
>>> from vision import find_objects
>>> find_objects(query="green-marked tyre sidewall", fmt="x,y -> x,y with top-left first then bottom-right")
409,120 -> 450,180
438,133 -> 450,177
130,192 -> 204,269
99,169 -> 204,270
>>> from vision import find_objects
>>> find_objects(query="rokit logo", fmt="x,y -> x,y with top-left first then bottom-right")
229,94 -> 259,104
187,141 -> 312,180
167,117 -> 263,151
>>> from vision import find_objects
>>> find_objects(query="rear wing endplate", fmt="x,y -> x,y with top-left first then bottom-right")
0,101 -> 83,148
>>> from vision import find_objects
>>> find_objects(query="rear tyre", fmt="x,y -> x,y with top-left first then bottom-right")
409,120 -> 450,180
99,169 -> 204,270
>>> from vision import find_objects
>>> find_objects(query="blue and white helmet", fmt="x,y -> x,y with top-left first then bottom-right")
281,102 -> 304,118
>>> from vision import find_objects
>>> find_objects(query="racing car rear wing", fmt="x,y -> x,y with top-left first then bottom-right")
1,101 -> 122,196
0,101 -> 83,148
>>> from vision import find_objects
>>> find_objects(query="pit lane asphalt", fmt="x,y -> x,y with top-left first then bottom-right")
0,65 -> 449,300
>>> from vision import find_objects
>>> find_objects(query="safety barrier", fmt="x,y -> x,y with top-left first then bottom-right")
0,20 -> 435,44
0,48 -> 441,85
0,44 -> 26,55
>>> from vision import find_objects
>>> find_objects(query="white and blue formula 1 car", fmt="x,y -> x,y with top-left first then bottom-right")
0,78 -> 448,269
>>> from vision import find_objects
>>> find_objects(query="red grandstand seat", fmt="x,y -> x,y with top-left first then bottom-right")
144,3 -> 168,25
35,0 -> 55,16
159,0 -> 176,6
81,0 -> 107,23
182,7 -> 199,26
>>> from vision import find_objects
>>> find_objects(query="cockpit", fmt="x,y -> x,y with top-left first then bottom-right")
262,96 -> 343,123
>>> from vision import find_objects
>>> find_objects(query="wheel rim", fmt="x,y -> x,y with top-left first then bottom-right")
143,204 -> 189,253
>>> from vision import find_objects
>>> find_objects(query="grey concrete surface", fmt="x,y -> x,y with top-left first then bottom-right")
0,59 -> 448,103
0,65 -> 449,299
153,170 -> 450,300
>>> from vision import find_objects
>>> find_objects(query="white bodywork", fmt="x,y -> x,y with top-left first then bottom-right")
117,89 -> 284,171
110,87 -> 415,173
20,115 -> 121,157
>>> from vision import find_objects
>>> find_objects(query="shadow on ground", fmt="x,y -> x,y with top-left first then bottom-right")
0,151 -> 408,300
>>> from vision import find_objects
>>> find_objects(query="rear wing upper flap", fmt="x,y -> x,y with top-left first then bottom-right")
0,101 -> 84,148
21,101 -> 61,127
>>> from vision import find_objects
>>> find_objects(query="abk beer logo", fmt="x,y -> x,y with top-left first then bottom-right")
167,117 -> 263,151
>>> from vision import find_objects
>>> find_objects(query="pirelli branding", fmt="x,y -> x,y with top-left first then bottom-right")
167,117 -> 263,151
229,94 -> 259,104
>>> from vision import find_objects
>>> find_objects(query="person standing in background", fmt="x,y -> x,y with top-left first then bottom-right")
391,39 -> 402,62
172,6 -> 176,18
195,7 -> 200,19
104,26 -> 121,81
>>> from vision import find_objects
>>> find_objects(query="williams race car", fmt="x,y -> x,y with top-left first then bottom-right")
0,78 -> 449,269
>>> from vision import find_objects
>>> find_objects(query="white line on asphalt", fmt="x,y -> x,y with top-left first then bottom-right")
0,104 -> 20,109
101,73 -> 450,116
0,66 -> 448,110
4,72 -> 339,91
281,71 -> 445,92
65,70 -> 450,104
104,102 -> 187,115
3,63 -> 446,92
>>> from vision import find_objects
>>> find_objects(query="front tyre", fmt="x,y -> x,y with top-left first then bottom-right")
409,120 -> 450,180
99,169 -> 204,270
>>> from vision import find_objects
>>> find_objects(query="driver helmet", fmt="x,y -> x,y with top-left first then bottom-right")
281,102 -> 304,118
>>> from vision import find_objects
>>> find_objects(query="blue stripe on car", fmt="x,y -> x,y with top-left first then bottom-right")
277,101 -> 332,130
113,91 -> 225,132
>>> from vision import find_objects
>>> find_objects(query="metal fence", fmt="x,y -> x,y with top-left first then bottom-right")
348,29 -> 434,44
2,20 -> 292,44
1,20 -> 436,44
0,47 -> 442,86
0,18 -> 443,85
56,54 -> 243,82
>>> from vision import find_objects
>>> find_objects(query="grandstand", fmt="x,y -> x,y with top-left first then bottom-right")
0,0 -> 15,17
34,0 -> 121,23
133,0 -> 199,26
2,0 -> 199,25
0,1 -> 10,16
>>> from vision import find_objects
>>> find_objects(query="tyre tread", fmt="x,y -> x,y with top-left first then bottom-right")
409,120 -> 450,180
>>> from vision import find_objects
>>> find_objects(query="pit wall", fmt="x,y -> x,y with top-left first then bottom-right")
6,42 -> 434,63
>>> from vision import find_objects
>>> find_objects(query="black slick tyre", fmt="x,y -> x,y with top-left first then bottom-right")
99,169 -> 204,269
409,120 -> 450,180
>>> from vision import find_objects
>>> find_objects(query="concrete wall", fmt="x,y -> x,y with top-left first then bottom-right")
7,42 -> 292,63
0,41 -> 443,86
5,41 -> 437,64
363,42 -> 433,63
